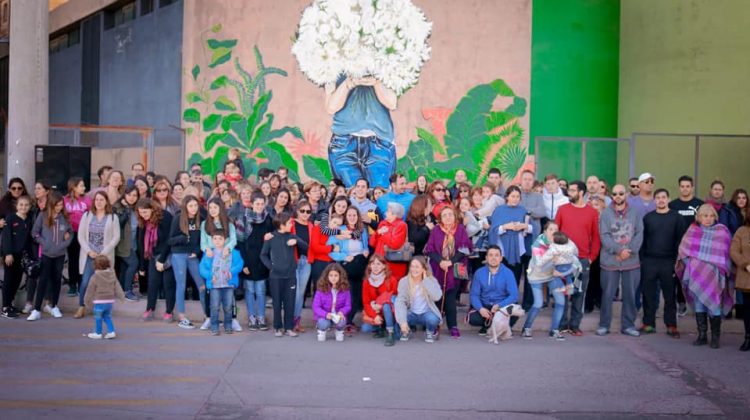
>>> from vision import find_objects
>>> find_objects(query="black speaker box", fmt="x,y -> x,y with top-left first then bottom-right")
34,145 -> 92,192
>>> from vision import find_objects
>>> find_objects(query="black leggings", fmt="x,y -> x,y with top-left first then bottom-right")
438,287 -> 458,329
35,255 -> 65,311
67,232 -> 82,290
343,255 -> 367,324
744,292 -> 750,335
146,259 -> 176,313
2,256 -> 24,308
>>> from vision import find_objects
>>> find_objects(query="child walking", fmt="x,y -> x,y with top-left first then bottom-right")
199,230 -> 244,336
312,264 -> 352,342
260,212 -> 307,337
84,256 -> 125,339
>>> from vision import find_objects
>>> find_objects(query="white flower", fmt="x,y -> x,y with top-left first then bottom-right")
292,0 -> 431,95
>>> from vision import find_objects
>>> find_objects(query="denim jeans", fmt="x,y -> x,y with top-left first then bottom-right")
294,256 -> 311,318
93,303 -> 115,334
328,134 -> 396,188
79,256 -> 95,307
361,301 -> 398,333
210,287 -> 234,332
524,279 -> 566,331
171,253 -> 205,315
117,250 -> 139,293
562,259 -> 590,330
316,317 -> 346,331
693,296 -> 722,316
244,279 -> 266,319
406,311 -> 440,333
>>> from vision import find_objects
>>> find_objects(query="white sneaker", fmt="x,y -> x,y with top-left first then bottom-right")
87,333 -> 103,339
22,303 -> 32,314
104,332 -> 116,339
335,330 -> 344,342
231,319 -> 243,332
27,310 -> 41,321
317,330 -> 326,342
200,319 -> 211,330
43,304 -> 52,314
51,307 -> 63,318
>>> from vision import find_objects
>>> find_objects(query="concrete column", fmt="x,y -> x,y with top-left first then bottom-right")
6,0 -> 48,184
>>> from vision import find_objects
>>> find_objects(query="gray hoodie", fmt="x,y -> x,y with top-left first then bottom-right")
598,204 -> 643,271
32,211 -> 74,258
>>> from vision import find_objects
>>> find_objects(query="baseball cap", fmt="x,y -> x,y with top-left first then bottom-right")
638,172 -> 654,183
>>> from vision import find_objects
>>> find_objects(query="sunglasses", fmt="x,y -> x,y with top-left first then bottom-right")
298,209 -> 311,214
155,188 -> 169,193
629,184 -> 638,188
434,188 -> 446,192
10,186 -> 23,191
613,192 -> 626,196
642,179 -> 654,184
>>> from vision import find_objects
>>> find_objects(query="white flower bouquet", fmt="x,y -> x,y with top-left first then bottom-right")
292,0 -> 432,95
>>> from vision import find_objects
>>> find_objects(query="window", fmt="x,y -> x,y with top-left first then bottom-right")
141,0 -> 154,15
49,27 -> 80,53
160,0 -> 178,8
104,1 -> 136,30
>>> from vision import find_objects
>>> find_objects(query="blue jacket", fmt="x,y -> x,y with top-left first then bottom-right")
470,265 -> 519,310
199,248 -> 244,289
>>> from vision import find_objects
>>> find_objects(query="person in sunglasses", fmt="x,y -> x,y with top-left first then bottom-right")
0,178 -> 29,232
628,177 -> 640,198
628,172 -> 657,219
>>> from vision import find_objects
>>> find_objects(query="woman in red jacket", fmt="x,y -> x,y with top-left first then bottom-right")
360,254 -> 399,346
370,202 -> 408,280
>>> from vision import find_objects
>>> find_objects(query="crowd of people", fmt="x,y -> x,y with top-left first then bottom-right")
0,155 -> 748,351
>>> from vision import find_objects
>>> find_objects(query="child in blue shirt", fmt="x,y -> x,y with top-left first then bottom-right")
326,213 -> 351,262
199,229 -> 244,336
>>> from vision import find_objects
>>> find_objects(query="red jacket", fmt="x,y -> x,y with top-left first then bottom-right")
362,275 -> 398,319
369,218 -> 408,256
554,203 -> 601,261
309,225 -> 333,264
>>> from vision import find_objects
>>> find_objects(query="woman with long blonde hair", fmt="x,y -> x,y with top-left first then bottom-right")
394,257 -> 443,343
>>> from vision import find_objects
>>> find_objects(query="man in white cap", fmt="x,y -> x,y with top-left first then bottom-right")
628,172 -> 656,219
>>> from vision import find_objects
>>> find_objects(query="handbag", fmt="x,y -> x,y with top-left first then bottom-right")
453,261 -> 469,281
21,251 -> 41,278
384,242 -> 414,262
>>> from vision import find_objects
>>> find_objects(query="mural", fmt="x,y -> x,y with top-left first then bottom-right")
181,0 -> 532,186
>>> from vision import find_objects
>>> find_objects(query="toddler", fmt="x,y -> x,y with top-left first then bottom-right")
84,256 -> 125,339
549,232 -> 582,295
325,213 -> 351,262
200,230 -> 244,335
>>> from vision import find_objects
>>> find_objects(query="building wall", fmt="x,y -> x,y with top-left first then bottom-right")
529,0 -> 620,185
49,43 -> 82,125
618,0 -> 750,194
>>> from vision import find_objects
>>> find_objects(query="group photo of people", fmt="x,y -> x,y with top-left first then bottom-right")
1,156 -> 748,352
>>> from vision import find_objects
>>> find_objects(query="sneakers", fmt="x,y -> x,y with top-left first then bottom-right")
666,326 -> 680,339
67,286 -> 77,297
22,303 -> 32,314
162,313 -> 173,323
639,325 -> 656,334
1,307 -> 19,319
570,328 -> 583,337
549,330 -> 566,341
124,291 -> 139,302
372,328 -> 386,339
595,327 -> 609,336
335,330 -> 344,342
141,309 -> 154,322
231,319 -> 243,332
478,326 -> 488,336
450,327 -> 461,339
317,330 -> 327,342
74,306 -> 85,319
425,331 -> 436,343
211,330 -> 220,336
43,304 -> 53,315
200,318 -> 212,330
257,318 -> 269,331
87,333 -> 103,339
50,307 -> 63,318
677,303 -> 688,317
385,330 -> 395,346
224,328 -> 234,335
104,332 -> 116,339
622,327 -> 641,337
274,329 -> 283,337
177,319 -> 195,329
26,310 -> 41,321
286,330 -> 299,337
400,330 -> 411,341
522,328 -> 533,339
247,315 -> 258,331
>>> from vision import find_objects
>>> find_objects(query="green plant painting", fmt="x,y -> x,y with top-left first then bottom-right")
184,24 -> 303,180
396,79 -> 528,185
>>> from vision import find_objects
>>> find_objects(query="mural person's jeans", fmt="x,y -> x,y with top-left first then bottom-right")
328,134 -> 396,188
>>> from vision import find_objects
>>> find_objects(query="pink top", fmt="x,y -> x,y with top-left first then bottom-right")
64,195 -> 92,232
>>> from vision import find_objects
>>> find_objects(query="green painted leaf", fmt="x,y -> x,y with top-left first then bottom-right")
246,92 -> 271,146
185,92 -> 203,103
191,65 -> 200,81
207,39 -> 238,50
210,23 -> 223,33
396,139 -> 435,181
490,79 -> 515,97
485,111 -> 516,132
183,108 -> 200,123
303,155 -> 333,183
205,132 -> 229,151
187,152 -> 203,168
209,47 -> 232,68
229,116 -> 248,145
210,75 -> 229,90
505,96 -> 527,117
263,141 -> 299,173
214,96 -> 237,111
498,145 -> 527,180
207,146 -> 230,177
416,127 -> 446,155
185,127 -> 194,136
202,114 -> 222,132
221,113 -> 244,132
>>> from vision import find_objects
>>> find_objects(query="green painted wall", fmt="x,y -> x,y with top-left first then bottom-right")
618,0 -> 750,195
530,0 -> 620,184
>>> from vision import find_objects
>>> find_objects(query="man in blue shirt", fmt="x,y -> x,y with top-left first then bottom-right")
376,173 -> 415,221
469,245 -> 520,335
325,75 -> 397,188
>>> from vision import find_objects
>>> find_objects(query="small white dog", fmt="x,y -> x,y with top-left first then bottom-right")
488,304 -> 526,344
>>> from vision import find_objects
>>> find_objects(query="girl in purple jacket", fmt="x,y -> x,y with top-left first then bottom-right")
313,263 -> 351,342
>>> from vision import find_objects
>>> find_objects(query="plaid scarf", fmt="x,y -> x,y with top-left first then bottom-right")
440,223 -> 457,260
676,223 -> 734,315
